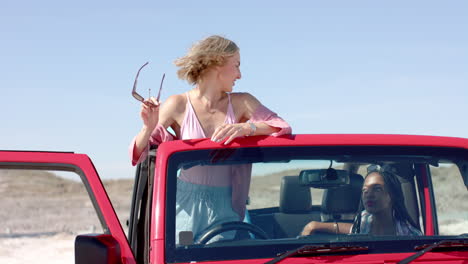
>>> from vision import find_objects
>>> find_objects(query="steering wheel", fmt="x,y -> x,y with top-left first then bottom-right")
195,221 -> 269,244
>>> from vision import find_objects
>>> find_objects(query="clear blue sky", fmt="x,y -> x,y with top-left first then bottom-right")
2,1 -> 467,179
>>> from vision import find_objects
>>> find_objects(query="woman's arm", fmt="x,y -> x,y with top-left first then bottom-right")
130,95 -> 182,165
248,104 -> 291,136
211,93 -> 291,144
301,221 -> 352,236
241,92 -> 291,136
133,97 -> 160,160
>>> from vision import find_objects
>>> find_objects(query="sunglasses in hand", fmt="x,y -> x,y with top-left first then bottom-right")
132,62 -> 165,107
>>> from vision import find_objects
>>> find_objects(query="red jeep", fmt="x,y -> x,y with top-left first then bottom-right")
2,134 -> 468,263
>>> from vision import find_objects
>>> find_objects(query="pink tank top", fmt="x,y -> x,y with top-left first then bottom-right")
178,92 -> 236,186
180,92 -> 236,139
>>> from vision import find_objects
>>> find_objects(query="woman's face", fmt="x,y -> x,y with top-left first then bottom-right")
216,52 -> 242,92
361,172 -> 392,215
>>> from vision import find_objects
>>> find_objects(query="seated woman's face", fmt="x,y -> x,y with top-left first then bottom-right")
361,172 -> 392,214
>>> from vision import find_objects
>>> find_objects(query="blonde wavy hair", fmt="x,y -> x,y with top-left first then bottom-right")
174,35 -> 239,85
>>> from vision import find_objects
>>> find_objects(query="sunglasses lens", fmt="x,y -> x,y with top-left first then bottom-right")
132,91 -> 144,102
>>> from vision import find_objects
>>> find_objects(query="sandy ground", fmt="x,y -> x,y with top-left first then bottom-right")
0,233 -> 76,264
1,167 -> 467,263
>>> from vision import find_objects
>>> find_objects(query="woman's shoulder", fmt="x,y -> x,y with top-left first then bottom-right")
230,92 -> 260,106
230,92 -> 255,100
231,92 -> 262,109
165,93 -> 186,103
160,93 -> 187,113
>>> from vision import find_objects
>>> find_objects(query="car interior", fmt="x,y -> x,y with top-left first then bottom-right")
248,163 -> 422,239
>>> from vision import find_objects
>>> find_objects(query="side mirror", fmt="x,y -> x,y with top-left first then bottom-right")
299,168 -> 350,188
75,234 -> 122,264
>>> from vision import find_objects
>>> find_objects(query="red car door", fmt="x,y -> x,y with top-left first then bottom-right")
0,151 -> 136,264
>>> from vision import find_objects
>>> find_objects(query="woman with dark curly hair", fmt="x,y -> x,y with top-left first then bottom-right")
302,166 -> 422,236
350,167 -> 422,235
130,35 -> 291,242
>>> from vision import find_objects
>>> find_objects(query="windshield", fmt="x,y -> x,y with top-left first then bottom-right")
164,146 -> 468,263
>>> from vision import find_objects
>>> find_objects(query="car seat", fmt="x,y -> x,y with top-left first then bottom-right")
271,176 -> 322,238
321,173 -> 364,223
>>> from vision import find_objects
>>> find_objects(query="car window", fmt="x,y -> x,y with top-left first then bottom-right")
430,164 -> 468,235
249,161 -> 324,210
0,169 -> 103,263
0,167 -> 134,264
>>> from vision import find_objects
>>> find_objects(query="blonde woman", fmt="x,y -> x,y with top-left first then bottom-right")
130,35 -> 291,242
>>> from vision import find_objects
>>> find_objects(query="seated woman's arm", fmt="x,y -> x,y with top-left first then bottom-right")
301,221 -> 353,236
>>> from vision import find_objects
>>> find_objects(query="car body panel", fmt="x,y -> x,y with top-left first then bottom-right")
152,251 -> 468,263
3,133 -> 468,263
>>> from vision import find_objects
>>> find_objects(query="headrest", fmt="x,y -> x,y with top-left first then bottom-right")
279,176 -> 312,213
321,173 -> 364,214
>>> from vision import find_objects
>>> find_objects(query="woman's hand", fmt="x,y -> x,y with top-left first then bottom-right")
140,97 -> 160,131
211,123 -> 252,145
